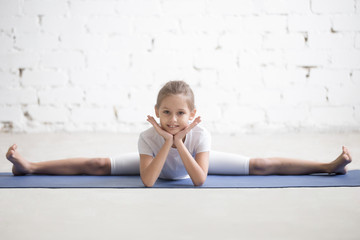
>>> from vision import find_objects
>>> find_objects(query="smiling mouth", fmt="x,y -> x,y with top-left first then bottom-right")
167,125 -> 179,129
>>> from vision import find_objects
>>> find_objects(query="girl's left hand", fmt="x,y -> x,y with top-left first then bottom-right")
174,116 -> 202,146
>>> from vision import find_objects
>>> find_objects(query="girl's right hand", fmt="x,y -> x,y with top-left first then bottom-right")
147,115 -> 173,142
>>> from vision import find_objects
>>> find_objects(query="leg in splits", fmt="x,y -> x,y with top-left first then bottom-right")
249,146 -> 352,175
6,144 -> 110,175
208,147 -> 352,176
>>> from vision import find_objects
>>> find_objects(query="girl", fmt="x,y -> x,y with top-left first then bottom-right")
5,81 -> 352,187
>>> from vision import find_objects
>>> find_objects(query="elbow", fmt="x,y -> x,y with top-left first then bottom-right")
141,176 -> 155,188
143,182 -> 154,188
193,176 -> 207,187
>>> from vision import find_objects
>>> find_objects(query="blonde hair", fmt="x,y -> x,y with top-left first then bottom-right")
155,81 -> 195,110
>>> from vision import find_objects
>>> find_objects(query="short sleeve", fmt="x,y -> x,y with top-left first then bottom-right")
138,132 -> 154,157
195,127 -> 211,154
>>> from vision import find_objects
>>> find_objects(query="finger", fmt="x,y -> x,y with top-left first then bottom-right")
183,117 -> 201,134
146,115 -> 156,124
189,116 -> 201,128
147,116 -> 163,130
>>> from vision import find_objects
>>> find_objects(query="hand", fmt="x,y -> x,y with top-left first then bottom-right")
174,116 -> 202,147
147,115 -> 173,142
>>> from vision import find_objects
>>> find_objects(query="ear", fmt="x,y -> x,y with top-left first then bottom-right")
189,108 -> 197,120
155,106 -> 160,118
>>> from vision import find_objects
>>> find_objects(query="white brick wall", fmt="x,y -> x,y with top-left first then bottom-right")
0,0 -> 359,133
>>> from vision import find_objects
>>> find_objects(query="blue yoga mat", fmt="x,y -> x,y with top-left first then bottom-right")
0,170 -> 359,188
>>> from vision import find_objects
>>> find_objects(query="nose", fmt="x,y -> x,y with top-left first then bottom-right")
170,114 -> 177,123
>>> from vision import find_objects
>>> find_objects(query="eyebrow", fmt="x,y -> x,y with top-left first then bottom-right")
161,107 -> 187,112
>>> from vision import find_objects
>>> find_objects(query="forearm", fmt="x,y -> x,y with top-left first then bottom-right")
140,139 -> 172,187
176,142 -> 207,186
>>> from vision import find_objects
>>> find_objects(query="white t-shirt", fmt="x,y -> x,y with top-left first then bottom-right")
138,125 -> 211,180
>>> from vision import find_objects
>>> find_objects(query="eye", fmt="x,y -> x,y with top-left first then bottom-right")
178,111 -> 185,115
163,110 -> 170,114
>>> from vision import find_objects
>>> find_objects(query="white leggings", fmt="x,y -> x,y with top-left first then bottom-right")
110,151 -> 250,176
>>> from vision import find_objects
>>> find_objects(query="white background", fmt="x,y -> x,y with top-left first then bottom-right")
0,0 -> 359,133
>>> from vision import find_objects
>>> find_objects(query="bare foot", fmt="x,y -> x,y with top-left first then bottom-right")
328,146 -> 352,175
6,144 -> 33,176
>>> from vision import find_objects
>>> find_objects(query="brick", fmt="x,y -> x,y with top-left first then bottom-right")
23,0 -> 68,15
162,0 -> 206,15
311,0 -> 354,14
41,16 -> 86,35
262,67 -> 307,89
155,34 -> 218,52
309,106 -> 356,125
196,104 -> 222,122
0,88 -> 37,104
71,107 -> 115,123
15,33 -> 59,51
27,105 -> 69,122
0,16 -> 39,34
308,33 -> 354,49
0,106 -> 23,121
116,0 -> 161,16
194,51 -> 238,69
332,15 -> 360,31
356,33 -> 360,48
196,86 -> 237,107
107,35 -> 152,53
267,106 -> 308,125
87,52 -> 129,69
238,50 -> 285,68
0,71 -> 19,87
38,88 -> 84,105
128,86 -> 158,108
70,69 -> 108,86
330,51 -> 360,68
60,34 -> 107,51
132,52 -> 193,70
0,0 -> 21,16
134,17 -> 179,34
0,52 -> 39,70
70,0 -> 117,15
353,70 -> 360,82
219,33 -> 262,50
288,15 -> 331,32
355,105 -> 360,123
186,69 -> 218,86
85,87 -> 129,106
181,16 -> 225,34
309,69 -> 351,87
108,69 -> 154,87
0,34 -> 13,53
327,82 -> 360,105
87,16 -> 132,34
218,68 -> 263,89
240,87 -> 282,107
207,0 -> 256,15
21,70 -> 68,87
241,16 -> 287,32
285,50 -> 329,67
262,33 -> 305,49
40,52 -> 85,68
260,0 -> 310,14
115,106 -> 145,123
153,68 -> 187,84
282,84 -> 328,106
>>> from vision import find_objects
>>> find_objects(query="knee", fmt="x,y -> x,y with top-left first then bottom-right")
249,158 -> 272,175
86,158 -> 110,174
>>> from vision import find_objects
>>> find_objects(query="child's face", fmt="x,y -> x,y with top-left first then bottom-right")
155,94 -> 196,135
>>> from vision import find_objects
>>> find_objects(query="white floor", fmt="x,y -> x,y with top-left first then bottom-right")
1,132 -> 360,240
